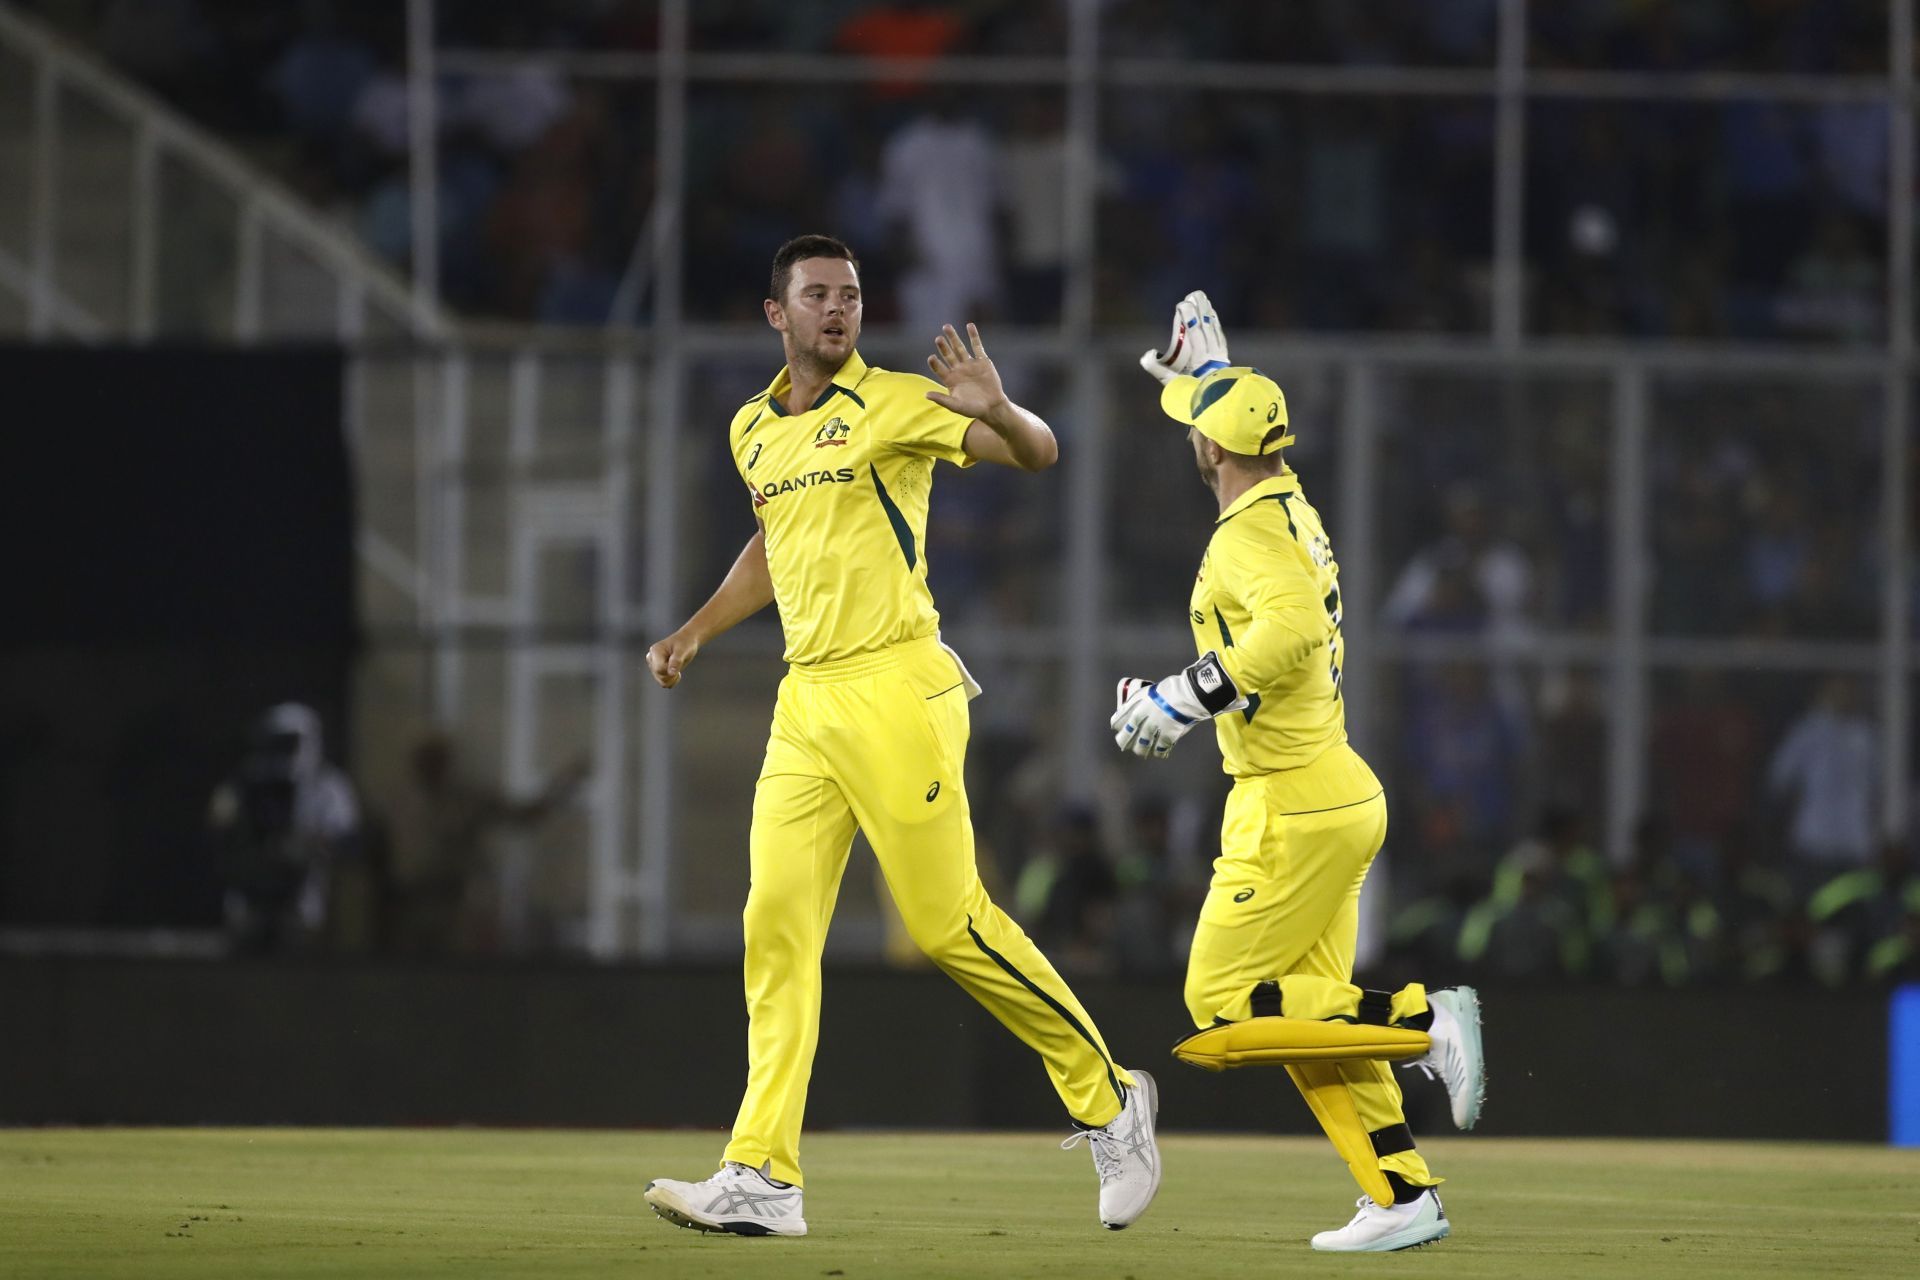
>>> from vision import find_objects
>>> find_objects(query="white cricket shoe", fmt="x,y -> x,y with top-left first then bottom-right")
1060,1070 -> 1161,1229
1412,986 -> 1485,1130
643,1160 -> 807,1237
1310,1189 -> 1450,1252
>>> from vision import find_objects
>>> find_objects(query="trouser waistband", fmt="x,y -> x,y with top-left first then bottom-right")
787,635 -> 941,683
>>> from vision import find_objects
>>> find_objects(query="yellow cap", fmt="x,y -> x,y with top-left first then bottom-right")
1159,366 -> 1294,455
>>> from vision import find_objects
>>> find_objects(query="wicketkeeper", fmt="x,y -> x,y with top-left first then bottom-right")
1116,291 -> 1487,1253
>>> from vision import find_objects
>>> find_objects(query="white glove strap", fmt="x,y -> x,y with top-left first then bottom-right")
1156,650 -> 1247,722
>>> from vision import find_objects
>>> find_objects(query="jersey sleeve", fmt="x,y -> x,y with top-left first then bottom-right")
729,401 -> 769,517
874,373 -> 977,466
1208,522 -> 1325,692
728,399 -> 765,481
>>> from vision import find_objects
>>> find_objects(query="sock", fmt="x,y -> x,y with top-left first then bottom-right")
1382,1170 -> 1428,1204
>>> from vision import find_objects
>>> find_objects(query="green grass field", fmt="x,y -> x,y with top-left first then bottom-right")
3,1128 -> 1916,1278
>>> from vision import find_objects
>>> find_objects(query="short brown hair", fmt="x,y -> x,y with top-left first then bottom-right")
768,234 -> 860,304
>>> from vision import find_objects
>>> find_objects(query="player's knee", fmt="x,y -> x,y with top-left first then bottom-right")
1183,972 -> 1225,1030
741,889 -> 809,955
902,908 -> 967,960
893,880 -> 993,960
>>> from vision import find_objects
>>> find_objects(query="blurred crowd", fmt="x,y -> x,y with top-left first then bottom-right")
1385,793 -> 1920,989
206,701 -> 588,958
945,664 -> 1920,991
15,0 -> 1918,986
192,666 -> 1920,989
17,0 -> 1903,341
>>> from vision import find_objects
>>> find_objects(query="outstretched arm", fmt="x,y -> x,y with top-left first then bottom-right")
926,322 -> 1059,472
645,527 -> 775,688
961,400 -> 1058,472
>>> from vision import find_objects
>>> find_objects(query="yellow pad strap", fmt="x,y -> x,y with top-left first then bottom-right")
1288,1062 -> 1396,1207
1171,1017 -> 1431,1071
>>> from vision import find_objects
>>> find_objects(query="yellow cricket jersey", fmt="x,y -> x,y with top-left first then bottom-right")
729,350 -> 975,665
1189,471 -> 1349,778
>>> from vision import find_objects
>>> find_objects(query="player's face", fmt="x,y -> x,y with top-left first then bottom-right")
771,257 -> 862,368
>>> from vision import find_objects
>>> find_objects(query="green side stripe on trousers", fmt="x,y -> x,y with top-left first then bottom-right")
965,915 -> 1125,1115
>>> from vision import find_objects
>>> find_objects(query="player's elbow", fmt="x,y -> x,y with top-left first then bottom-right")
1020,435 -> 1060,472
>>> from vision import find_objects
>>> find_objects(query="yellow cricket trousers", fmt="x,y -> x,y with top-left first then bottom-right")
1184,742 -> 1436,1187
725,636 -> 1133,1186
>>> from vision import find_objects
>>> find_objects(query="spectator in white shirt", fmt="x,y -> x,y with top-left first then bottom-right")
1768,675 -> 1877,891
875,91 -> 1004,333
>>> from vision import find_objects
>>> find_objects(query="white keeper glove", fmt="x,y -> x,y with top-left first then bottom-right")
1138,289 -> 1232,386
1110,650 -> 1249,759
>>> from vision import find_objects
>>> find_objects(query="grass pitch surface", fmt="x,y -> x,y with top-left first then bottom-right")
3,1128 -> 1916,1278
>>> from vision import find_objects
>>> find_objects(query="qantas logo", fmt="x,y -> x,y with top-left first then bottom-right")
752,467 -> 856,507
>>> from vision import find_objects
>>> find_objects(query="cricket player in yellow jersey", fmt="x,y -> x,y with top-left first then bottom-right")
1114,292 -> 1486,1253
642,236 -> 1160,1237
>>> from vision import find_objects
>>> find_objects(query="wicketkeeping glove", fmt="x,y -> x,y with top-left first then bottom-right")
1137,290 -> 1232,385
1110,650 -> 1249,759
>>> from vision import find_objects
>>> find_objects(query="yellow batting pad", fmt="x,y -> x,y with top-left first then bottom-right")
1171,1017 -> 1431,1071
1288,1062 -> 1396,1207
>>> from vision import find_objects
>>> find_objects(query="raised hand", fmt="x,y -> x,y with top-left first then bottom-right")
1139,290 -> 1231,385
925,323 -> 1009,420
1138,301 -> 1193,385
1181,290 -> 1230,372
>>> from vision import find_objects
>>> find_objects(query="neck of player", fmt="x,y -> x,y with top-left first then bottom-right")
1210,464 -> 1264,514
783,347 -> 842,416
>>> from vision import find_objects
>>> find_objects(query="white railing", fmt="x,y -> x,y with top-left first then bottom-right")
0,2 -> 441,344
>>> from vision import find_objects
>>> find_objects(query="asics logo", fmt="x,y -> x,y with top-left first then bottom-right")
699,1188 -> 798,1218
1234,889 -> 1255,903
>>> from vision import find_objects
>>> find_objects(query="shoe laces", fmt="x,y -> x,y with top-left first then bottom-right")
1061,1096 -> 1149,1183
1059,1128 -> 1124,1181
1414,1024 -> 1458,1085
1347,1195 -> 1396,1226
1416,1003 -> 1456,1080
714,1161 -> 761,1187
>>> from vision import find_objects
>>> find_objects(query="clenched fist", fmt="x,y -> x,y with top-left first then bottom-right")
647,630 -> 701,688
